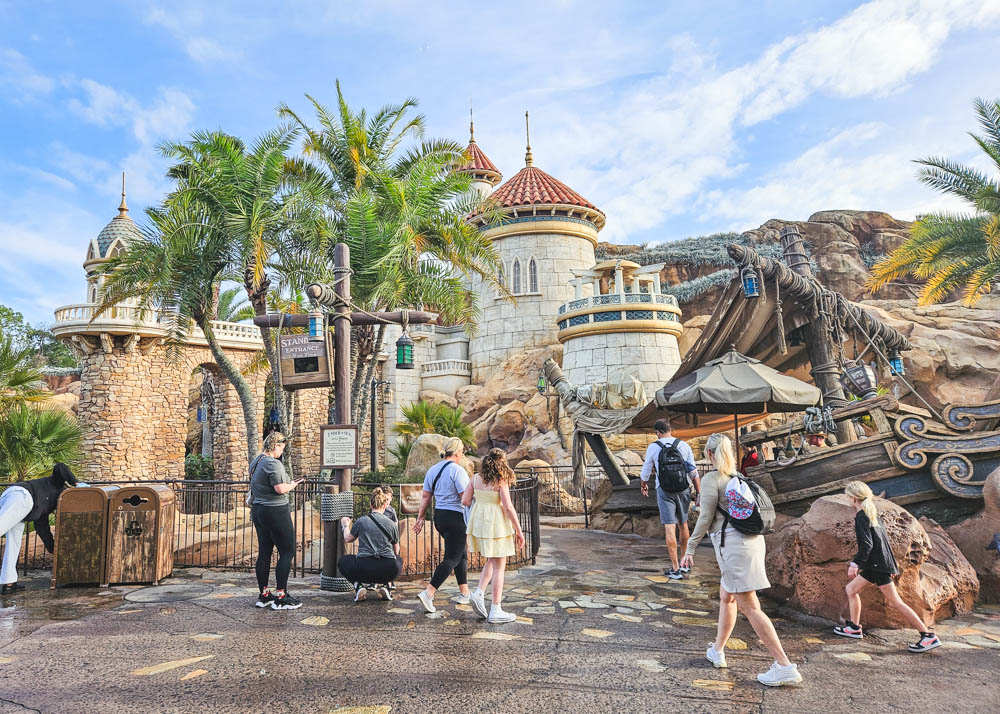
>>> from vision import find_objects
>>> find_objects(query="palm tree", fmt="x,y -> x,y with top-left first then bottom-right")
279,84 -> 505,433
0,335 -> 46,414
869,98 -> 1000,304
215,286 -> 255,322
157,128 -> 330,443
393,401 -> 475,451
0,405 -> 82,482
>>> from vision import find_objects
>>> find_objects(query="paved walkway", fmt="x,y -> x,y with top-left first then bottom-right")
1,526 -> 998,713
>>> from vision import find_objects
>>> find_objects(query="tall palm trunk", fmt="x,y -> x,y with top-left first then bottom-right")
356,323 -> 387,436
201,320 -> 259,465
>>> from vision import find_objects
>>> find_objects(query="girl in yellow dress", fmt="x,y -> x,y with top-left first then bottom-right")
462,448 -> 526,623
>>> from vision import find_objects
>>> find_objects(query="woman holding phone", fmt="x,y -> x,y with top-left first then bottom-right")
249,431 -> 303,610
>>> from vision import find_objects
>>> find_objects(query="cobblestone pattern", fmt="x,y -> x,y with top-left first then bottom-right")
562,331 -> 682,398
468,231 -> 595,382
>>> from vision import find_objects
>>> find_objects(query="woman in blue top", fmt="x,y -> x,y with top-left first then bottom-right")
413,437 -> 472,613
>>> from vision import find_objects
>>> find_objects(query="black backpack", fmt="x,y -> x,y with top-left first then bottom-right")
654,439 -> 690,493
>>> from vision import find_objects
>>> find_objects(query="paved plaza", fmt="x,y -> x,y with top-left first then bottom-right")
1,527 -> 998,713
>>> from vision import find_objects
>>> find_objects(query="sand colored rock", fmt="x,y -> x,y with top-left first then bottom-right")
489,401 -> 527,450
765,494 -> 978,627
470,404 -> 500,457
522,393 -> 554,433
402,433 -> 475,481
946,466 -> 1000,601
613,449 -> 644,469
507,427 -> 570,467
519,458 -> 583,514
418,390 -> 458,409
456,384 -> 490,422
678,315 -> 711,358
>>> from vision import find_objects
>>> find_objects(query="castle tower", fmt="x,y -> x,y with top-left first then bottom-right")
466,113 -> 604,382
457,113 -> 502,199
558,259 -> 683,398
52,179 -> 269,482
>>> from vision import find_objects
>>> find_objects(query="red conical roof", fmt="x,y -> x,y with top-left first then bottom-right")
489,165 -> 605,228
460,140 -> 501,177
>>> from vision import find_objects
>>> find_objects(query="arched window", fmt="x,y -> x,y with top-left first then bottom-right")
528,257 -> 538,293
512,258 -> 522,295
88,284 -> 97,304
497,262 -> 506,297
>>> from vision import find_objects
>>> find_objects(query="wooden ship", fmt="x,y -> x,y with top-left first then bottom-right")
562,226 -> 996,524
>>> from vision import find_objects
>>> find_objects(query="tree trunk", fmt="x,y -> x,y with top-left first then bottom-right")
356,323 -> 387,436
349,327 -> 361,424
201,320 -> 259,465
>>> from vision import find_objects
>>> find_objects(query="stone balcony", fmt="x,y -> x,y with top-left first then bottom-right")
421,359 -> 472,377
555,292 -> 682,341
52,303 -> 264,351
557,292 -> 678,315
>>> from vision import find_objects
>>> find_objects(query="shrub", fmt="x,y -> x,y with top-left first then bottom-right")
184,454 -> 215,480
393,401 -> 475,451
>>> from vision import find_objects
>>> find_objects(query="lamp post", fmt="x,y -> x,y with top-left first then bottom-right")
370,378 -> 392,473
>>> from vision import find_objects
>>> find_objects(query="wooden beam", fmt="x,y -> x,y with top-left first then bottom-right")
741,395 -> 898,446
582,433 -> 630,487
768,465 -> 906,505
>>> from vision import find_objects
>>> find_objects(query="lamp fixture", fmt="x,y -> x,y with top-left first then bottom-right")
741,266 -> 760,299
395,331 -> 414,369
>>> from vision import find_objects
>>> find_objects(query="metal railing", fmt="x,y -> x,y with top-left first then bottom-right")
558,292 -> 679,314
1,477 -> 540,581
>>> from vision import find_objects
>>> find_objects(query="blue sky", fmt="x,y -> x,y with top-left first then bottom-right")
2,0 -> 999,324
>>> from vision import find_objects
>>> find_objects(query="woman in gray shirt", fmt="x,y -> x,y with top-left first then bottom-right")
339,487 -> 402,601
250,432 -> 303,610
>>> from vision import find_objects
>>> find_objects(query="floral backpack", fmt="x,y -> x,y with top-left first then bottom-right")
716,474 -> 775,547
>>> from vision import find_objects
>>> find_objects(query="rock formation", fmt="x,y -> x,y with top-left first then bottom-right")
765,494 -> 978,626
402,433 -> 477,481
945,466 -> 1000,602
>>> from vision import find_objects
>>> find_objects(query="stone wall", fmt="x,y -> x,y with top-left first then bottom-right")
562,330 -> 681,397
468,229 -> 596,382
74,336 -> 266,483
288,387 -> 329,478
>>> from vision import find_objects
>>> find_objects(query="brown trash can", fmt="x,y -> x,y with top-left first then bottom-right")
106,485 -> 176,585
52,485 -> 120,588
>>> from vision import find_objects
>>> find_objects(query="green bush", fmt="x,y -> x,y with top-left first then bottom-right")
184,454 -> 215,480
393,401 -> 475,450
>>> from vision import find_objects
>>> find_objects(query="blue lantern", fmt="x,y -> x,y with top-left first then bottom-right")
196,406 -> 206,423
308,309 -> 323,341
889,351 -> 904,376
741,266 -> 760,299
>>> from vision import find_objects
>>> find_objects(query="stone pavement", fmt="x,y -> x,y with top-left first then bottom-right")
1,526 -> 998,713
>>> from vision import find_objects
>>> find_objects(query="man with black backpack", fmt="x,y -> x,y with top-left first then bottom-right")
639,419 -> 700,580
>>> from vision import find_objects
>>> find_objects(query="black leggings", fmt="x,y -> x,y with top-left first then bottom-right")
252,503 -> 295,591
338,555 -> 403,585
430,509 -> 468,589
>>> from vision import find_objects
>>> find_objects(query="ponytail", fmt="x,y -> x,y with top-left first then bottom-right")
705,433 -> 736,478
845,480 -> 879,527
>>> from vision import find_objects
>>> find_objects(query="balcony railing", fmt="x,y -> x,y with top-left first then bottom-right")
52,303 -> 264,349
557,292 -> 678,315
421,359 -> 472,376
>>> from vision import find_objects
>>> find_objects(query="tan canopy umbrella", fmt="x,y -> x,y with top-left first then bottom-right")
663,350 -> 821,414
629,350 -> 821,448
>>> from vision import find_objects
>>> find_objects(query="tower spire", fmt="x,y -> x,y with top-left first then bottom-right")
117,172 -> 128,216
524,110 -> 533,167
469,104 -> 475,142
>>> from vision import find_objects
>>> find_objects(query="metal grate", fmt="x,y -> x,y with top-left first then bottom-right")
626,310 -> 654,320
593,311 -> 622,322
567,314 -> 590,327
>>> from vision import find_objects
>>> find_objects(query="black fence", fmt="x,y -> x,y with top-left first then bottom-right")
514,460 -> 714,527
1,477 -> 540,581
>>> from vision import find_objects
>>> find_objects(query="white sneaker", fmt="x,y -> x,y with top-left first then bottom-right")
757,661 -> 802,687
377,586 -> 392,601
706,644 -> 727,668
470,590 -> 489,619
417,589 -> 436,613
453,593 -> 471,605
354,584 -> 367,602
487,604 -> 516,624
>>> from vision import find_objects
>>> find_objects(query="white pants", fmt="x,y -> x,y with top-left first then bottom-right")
0,486 -> 33,585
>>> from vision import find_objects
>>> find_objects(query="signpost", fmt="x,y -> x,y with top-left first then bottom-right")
278,333 -> 333,390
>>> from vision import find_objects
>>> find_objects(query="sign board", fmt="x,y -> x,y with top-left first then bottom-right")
279,333 -> 333,390
399,484 -> 423,515
320,425 -> 359,469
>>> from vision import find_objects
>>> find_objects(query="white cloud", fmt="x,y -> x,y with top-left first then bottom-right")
0,48 -> 54,100
144,5 -> 244,65
68,78 -> 136,125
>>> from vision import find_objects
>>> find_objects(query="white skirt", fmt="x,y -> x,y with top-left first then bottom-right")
710,528 -> 770,593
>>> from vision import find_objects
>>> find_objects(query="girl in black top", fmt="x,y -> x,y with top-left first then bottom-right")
834,481 -> 941,652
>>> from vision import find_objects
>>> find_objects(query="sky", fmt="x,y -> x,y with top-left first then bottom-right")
2,0 -> 999,325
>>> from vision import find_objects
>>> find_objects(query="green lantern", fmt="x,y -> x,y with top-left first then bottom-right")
537,371 -> 546,396
396,331 -> 414,369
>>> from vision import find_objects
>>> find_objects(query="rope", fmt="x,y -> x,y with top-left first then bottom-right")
775,277 -> 787,355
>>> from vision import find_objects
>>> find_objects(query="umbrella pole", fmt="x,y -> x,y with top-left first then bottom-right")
733,413 -> 740,463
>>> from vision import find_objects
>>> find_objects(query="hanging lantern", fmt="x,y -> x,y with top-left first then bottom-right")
383,386 -> 394,405
196,406 -> 206,423
537,371 -> 547,396
741,266 -> 760,299
308,309 -> 324,341
889,351 -> 905,376
269,407 -> 280,425
396,331 -> 415,369
840,359 -> 878,400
